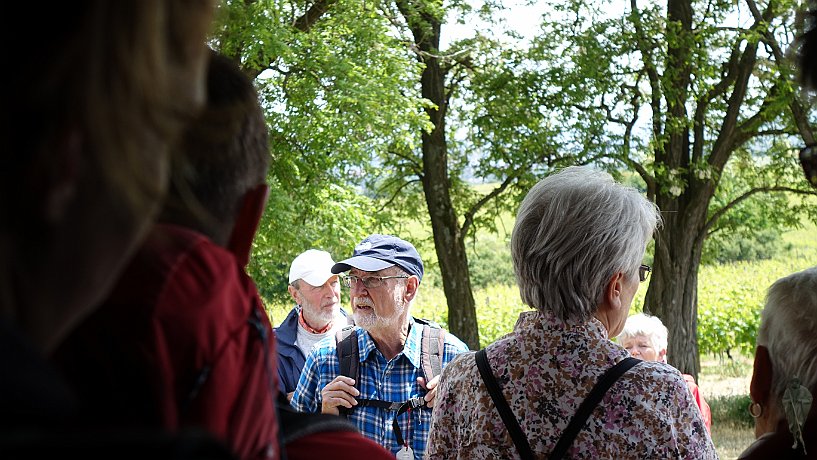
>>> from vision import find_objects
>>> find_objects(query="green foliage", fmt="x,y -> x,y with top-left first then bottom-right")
703,229 -> 786,264
214,0 -> 433,307
472,284 -> 532,348
412,282 -> 532,348
709,394 -> 754,429
465,230 -> 515,289
219,0 -> 817,359
697,232 -> 817,357
702,151 -> 815,264
248,181 -> 375,305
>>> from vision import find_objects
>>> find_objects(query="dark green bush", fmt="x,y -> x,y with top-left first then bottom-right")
709,394 -> 754,429
466,233 -> 515,289
702,229 -> 785,264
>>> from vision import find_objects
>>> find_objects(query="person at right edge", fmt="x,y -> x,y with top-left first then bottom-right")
737,267 -> 817,459
427,166 -> 716,459
733,3 -> 817,457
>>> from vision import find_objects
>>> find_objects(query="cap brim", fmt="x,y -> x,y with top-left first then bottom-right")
331,256 -> 395,274
299,270 -> 337,287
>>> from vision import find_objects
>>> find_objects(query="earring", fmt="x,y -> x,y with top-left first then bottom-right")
748,401 -> 763,418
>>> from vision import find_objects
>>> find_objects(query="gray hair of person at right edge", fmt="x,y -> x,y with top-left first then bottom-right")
511,166 -> 661,323
758,266 -> 817,407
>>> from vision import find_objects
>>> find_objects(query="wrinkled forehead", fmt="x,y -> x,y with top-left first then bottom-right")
621,334 -> 652,344
349,266 -> 396,277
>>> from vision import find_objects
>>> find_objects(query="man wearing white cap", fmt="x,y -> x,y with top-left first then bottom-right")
275,249 -> 349,400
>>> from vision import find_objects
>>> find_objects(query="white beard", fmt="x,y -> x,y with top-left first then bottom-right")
301,299 -> 338,327
353,287 -> 406,332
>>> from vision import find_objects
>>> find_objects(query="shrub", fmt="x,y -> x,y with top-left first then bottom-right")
709,394 -> 754,429
466,233 -> 515,289
697,244 -> 817,357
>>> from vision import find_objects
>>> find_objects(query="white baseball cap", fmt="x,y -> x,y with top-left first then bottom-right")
288,249 -> 336,287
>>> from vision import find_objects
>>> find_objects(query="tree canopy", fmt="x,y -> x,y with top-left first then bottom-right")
211,0 -> 817,367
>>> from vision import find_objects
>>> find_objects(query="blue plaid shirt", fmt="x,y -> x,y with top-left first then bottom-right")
291,318 -> 469,459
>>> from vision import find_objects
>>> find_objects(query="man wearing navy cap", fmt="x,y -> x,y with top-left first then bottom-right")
291,234 -> 468,459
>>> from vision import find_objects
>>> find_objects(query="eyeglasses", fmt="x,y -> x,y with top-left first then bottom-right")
638,264 -> 652,283
342,275 -> 409,289
800,145 -> 817,187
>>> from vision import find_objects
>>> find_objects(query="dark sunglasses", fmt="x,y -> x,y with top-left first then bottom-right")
638,264 -> 651,283
800,145 -> 817,187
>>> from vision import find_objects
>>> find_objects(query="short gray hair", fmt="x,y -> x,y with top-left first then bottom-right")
758,266 -> 817,405
511,166 -> 661,322
619,313 -> 668,352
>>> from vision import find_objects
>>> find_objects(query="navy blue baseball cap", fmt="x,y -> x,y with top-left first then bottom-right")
331,234 -> 424,282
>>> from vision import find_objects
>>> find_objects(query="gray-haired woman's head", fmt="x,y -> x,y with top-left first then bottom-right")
511,166 -> 661,322
758,266 -> 817,406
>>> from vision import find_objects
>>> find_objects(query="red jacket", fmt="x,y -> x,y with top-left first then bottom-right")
683,373 -> 711,433
55,223 -> 278,459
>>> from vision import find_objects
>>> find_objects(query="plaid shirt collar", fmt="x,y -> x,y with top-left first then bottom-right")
357,317 -> 422,368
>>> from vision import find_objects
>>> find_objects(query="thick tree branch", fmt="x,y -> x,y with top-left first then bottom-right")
708,0 -> 770,171
692,38 -> 743,164
731,84 -> 783,148
746,0 -> 817,145
704,185 -> 817,233
621,79 -> 642,162
621,156 -> 657,201
293,0 -> 336,31
460,171 -> 519,237
376,178 -> 422,212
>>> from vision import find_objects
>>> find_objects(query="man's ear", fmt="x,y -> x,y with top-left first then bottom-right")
403,276 -> 419,302
287,284 -> 300,304
227,184 -> 269,268
750,345 -> 773,405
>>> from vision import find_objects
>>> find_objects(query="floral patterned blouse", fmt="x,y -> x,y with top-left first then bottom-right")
427,311 -> 717,459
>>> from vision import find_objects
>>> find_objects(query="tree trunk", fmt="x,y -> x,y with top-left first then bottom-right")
397,1 -> 480,349
644,200 -> 709,380
641,0 -> 705,380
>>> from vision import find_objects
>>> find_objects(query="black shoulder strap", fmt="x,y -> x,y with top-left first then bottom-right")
412,316 -> 440,328
419,322 -> 445,381
475,349 -> 534,460
550,357 -> 641,459
335,326 -> 358,380
335,326 -> 358,417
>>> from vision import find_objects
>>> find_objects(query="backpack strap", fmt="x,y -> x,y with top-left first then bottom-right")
335,325 -> 358,381
419,322 -> 445,382
475,348 -> 534,460
476,350 -> 641,460
335,325 -> 358,418
550,357 -> 641,459
332,319 -> 444,420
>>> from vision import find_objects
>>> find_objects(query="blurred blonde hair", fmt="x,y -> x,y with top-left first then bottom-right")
2,0 -> 215,228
